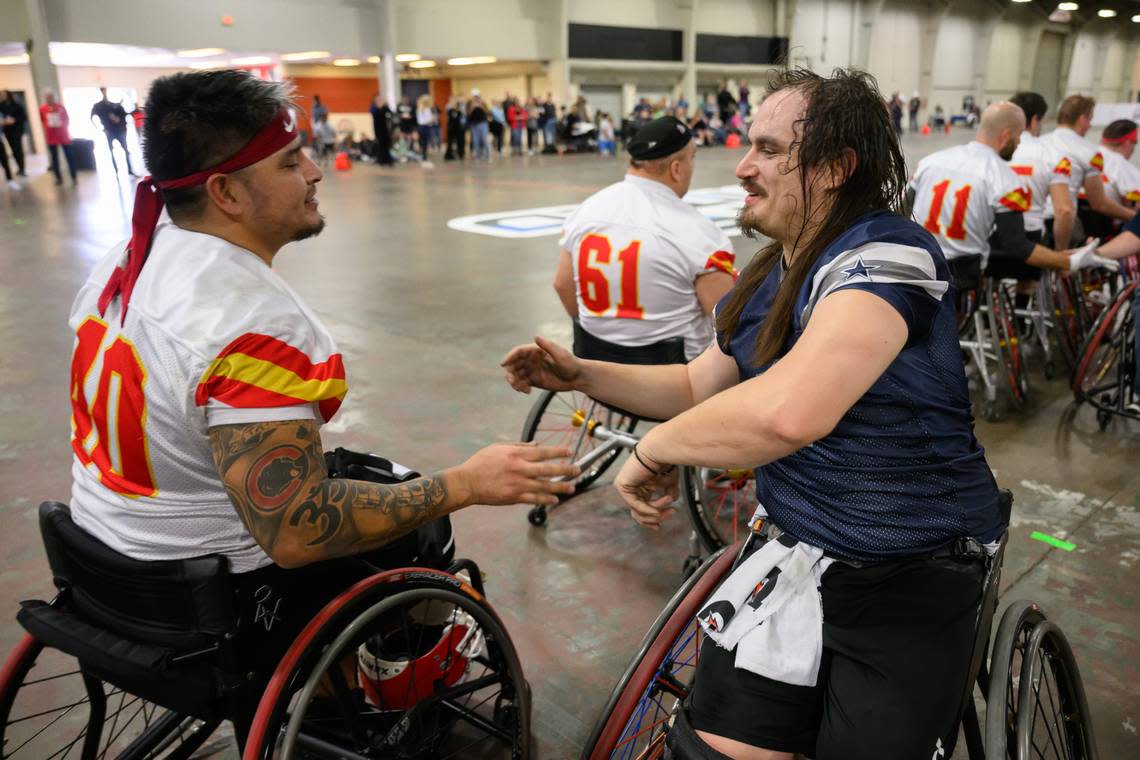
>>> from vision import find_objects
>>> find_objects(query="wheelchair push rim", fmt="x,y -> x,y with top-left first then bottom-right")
244,567 -> 529,760
1015,621 -> 1097,760
580,544 -> 737,760
0,633 -> 218,760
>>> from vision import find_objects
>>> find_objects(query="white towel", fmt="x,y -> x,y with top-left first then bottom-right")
696,523 -> 833,687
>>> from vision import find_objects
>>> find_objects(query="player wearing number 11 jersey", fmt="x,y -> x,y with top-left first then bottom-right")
554,116 -> 735,361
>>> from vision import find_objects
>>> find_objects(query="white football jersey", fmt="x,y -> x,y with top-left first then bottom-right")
68,221 -> 347,573
1041,126 -> 1104,219
1097,148 -> 1140,207
1009,131 -> 1070,233
910,141 -> 1030,264
559,175 -> 735,360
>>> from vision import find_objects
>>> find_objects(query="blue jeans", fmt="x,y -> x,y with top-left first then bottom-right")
417,125 -> 432,160
471,122 -> 490,160
510,126 -> 523,154
543,121 -> 557,148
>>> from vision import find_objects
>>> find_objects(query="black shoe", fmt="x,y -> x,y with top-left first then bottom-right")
54,177 -> 62,186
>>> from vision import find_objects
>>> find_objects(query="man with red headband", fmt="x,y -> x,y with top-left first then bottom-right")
66,70 -> 576,721
1098,120 -> 1140,210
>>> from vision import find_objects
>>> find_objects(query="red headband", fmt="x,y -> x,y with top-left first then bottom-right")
98,107 -> 299,321
1103,128 -> 1138,144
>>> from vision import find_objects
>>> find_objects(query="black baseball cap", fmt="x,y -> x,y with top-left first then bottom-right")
628,116 -> 693,160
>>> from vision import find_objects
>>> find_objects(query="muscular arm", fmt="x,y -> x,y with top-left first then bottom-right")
695,271 -> 734,316
553,248 -> 579,318
1096,230 -> 1140,260
1085,173 -> 1136,222
210,420 -> 464,569
1049,183 -> 1076,250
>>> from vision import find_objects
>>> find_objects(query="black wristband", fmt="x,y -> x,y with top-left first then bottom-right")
633,445 -> 673,476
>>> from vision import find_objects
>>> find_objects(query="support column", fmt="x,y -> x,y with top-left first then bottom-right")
681,0 -> 697,111
973,5 -> 1004,103
850,0 -> 885,73
621,82 -> 637,118
23,0 -> 58,99
918,2 -> 949,108
1017,23 -> 1045,93
547,0 -> 571,104
374,0 -> 398,108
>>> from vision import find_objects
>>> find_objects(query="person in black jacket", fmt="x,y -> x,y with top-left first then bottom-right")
90,87 -> 137,176
445,97 -> 465,161
0,90 -> 28,181
370,94 -> 393,166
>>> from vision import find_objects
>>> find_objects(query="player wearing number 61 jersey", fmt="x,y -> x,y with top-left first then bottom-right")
554,116 -> 735,361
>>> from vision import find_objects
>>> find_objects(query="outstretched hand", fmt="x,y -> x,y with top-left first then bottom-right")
613,451 -> 679,530
501,335 -> 583,394
1068,239 -> 1119,272
457,442 -> 580,507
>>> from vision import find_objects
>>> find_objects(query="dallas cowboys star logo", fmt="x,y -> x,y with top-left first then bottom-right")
841,256 -> 879,281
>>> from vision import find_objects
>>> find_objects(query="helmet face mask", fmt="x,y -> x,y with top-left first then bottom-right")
356,605 -> 487,710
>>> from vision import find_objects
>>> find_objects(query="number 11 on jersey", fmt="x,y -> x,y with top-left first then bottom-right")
577,233 -> 645,319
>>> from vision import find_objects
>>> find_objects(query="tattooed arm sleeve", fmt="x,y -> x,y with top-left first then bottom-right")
209,420 -> 461,568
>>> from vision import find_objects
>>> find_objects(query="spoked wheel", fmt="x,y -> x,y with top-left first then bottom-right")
681,467 -> 757,553
1071,282 -> 1135,404
990,282 -> 1029,410
579,545 -> 737,760
244,570 -> 529,760
1014,622 -> 1097,759
1049,273 -> 1083,373
0,633 -> 219,760
987,600 -> 1045,759
521,390 -> 638,498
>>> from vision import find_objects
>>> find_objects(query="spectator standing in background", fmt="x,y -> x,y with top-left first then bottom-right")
445,96 -> 466,161
415,94 -> 434,161
0,89 -> 28,183
508,97 -> 526,156
908,91 -> 921,132
716,80 -> 734,122
540,92 -> 557,149
737,80 -> 750,118
468,94 -> 491,161
90,87 -> 137,177
397,95 -> 415,146
40,89 -> 77,186
370,94 -> 393,166
889,92 -> 904,135
525,97 -> 539,155
310,94 -> 328,126
490,100 -> 506,155
597,112 -> 616,155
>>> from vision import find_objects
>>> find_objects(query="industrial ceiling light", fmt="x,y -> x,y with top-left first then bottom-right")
1057,2 -> 1079,9
446,56 -> 497,66
332,58 -> 360,66
1011,0 -> 1031,4
1133,14 -> 1140,22
231,56 -> 272,65
177,47 -> 226,57
367,55 -> 381,63
395,53 -> 421,62
280,50 -> 331,61
408,59 -> 437,68
1098,8 -> 1116,17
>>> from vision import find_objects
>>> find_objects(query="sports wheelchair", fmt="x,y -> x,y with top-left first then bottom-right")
519,323 -> 756,576
0,451 -> 531,759
579,492 -> 1098,760
1071,278 -> 1138,429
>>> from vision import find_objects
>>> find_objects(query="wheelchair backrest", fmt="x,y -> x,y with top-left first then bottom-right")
572,321 -> 687,366
38,502 -> 237,649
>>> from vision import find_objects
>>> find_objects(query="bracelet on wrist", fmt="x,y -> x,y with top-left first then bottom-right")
633,444 -> 674,476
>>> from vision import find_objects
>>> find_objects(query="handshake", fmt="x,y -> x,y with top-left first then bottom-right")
1067,240 -> 1118,272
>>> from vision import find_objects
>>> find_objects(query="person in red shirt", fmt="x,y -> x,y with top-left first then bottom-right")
39,89 -> 77,185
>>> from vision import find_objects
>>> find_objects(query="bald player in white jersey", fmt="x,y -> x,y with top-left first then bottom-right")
1042,95 -> 1136,247
554,116 -> 735,361
909,102 -> 1112,291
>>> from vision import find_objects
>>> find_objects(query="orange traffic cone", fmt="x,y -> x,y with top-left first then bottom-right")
725,133 -> 741,148
334,151 -> 351,171
920,124 -> 931,136
944,122 -> 952,135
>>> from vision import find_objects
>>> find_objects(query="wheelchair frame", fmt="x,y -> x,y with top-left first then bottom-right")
1071,278 -> 1138,429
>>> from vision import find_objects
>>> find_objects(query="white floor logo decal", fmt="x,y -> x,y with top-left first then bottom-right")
446,185 -> 747,239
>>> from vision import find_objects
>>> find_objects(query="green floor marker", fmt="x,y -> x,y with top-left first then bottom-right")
13,219 -> 25,225
1030,531 -> 1075,551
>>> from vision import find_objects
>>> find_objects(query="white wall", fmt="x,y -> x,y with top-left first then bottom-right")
787,0 -> 854,72
866,3 -> 922,102
983,21 -> 1022,100
929,13 -> 978,114
394,0 -> 559,60
568,0 -> 689,30
1098,38 -> 1127,104
694,0 -> 777,36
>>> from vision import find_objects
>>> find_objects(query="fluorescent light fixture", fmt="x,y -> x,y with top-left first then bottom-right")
0,54 -> 29,65
1058,2 -> 1079,9
1133,14 -> 1140,22
1011,0 -> 1031,3
332,58 -> 360,66
367,55 -> 381,63
446,56 -> 497,66
395,53 -> 421,62
408,59 -> 436,69
280,50 -> 331,61
1098,8 -> 1116,17
231,56 -> 272,65
177,47 -> 225,58
188,61 -> 226,70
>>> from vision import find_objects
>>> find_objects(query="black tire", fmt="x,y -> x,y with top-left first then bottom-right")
986,600 -> 1047,759
681,466 -> 758,553
527,506 -> 548,526
244,569 -> 529,760
1015,620 -> 1097,759
579,544 -> 737,760
1071,282 -> 1135,404
0,633 -> 219,760
1049,273 -> 1082,373
520,389 -> 638,497
990,282 -> 1029,409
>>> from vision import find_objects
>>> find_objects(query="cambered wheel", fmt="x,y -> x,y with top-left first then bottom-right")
1070,282 -> 1135,404
1050,273 -> 1082,373
990,282 -> 1029,409
681,466 -> 758,553
0,633 -> 219,760
1015,622 -> 1097,759
244,569 -> 529,760
579,545 -> 737,760
520,390 -> 638,498
986,600 -> 1046,759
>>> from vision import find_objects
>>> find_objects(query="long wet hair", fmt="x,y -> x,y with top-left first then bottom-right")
715,68 -> 909,367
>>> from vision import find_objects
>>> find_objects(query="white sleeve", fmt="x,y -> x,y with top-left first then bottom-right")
674,216 -> 736,279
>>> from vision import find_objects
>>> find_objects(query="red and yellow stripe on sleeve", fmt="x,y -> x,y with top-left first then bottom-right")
195,333 -> 347,422
704,250 -> 737,279
999,187 -> 1030,213
1053,157 -> 1072,176
1125,189 -> 1140,203
1090,152 -> 1104,171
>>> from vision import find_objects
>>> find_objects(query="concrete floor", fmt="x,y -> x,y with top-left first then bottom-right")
1,130 -> 1138,759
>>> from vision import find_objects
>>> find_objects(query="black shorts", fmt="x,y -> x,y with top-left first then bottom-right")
688,555 -> 985,759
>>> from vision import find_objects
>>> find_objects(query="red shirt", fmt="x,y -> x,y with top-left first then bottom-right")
507,104 -> 527,130
40,103 -> 71,145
